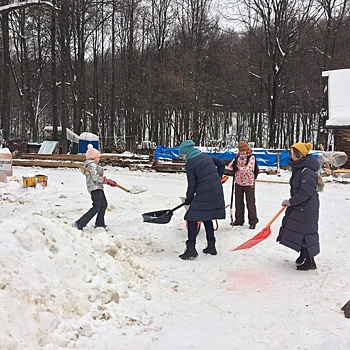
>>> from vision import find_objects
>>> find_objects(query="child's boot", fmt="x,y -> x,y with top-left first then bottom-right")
203,239 -> 217,255
179,240 -> 198,260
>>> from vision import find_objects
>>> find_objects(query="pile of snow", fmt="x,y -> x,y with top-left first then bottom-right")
0,167 -> 349,348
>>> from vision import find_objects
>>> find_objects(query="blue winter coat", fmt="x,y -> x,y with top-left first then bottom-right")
277,154 -> 320,257
184,153 -> 226,222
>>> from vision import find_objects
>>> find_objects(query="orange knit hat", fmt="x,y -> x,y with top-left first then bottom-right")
291,142 -> 312,157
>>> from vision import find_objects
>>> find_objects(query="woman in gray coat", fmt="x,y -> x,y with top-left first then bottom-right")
178,140 -> 226,260
277,142 -> 320,271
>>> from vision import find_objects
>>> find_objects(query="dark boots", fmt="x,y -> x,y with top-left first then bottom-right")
179,239 -> 218,259
179,240 -> 198,260
296,248 -> 317,271
295,246 -> 307,265
203,239 -> 217,255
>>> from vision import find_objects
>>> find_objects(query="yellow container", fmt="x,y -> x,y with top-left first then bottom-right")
36,174 -> 48,187
23,176 -> 37,188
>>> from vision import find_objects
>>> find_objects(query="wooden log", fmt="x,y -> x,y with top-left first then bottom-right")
16,153 -> 101,161
15,152 -> 150,163
12,159 -> 84,169
12,158 -> 151,169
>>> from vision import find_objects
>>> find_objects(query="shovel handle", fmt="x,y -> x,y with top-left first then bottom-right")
263,206 -> 286,229
221,175 -> 229,184
171,202 -> 186,212
115,183 -> 131,193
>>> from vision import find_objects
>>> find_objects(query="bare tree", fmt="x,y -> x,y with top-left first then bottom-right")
1,0 -> 350,152
51,2 -> 58,141
1,2 -> 11,140
173,0 -> 219,144
226,0 -> 321,147
0,0 -> 56,141
315,0 -> 349,146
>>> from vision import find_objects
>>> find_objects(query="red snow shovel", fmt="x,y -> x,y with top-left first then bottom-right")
231,206 -> 287,251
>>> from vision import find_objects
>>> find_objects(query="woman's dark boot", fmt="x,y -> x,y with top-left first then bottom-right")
203,239 -> 217,255
295,246 -> 307,265
179,240 -> 198,260
296,249 -> 317,271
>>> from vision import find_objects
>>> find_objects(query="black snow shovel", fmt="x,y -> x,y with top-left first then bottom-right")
142,202 -> 186,224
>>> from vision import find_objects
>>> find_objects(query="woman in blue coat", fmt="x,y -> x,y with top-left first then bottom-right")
277,142 -> 320,271
178,140 -> 226,260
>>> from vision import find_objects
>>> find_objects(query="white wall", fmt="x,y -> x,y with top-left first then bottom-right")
323,69 -> 350,127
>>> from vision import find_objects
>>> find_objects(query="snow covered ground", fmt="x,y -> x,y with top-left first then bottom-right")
0,165 -> 349,349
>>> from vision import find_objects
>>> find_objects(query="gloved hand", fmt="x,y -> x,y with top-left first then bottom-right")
184,198 -> 191,205
106,178 -> 117,187
281,199 -> 291,207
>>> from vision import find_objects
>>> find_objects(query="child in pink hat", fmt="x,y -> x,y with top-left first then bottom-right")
73,144 -> 116,230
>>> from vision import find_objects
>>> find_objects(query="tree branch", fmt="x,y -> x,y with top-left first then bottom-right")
0,0 -> 59,13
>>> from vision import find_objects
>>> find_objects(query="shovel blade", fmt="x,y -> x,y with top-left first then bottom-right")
231,226 -> 272,251
129,185 -> 148,194
142,209 -> 173,224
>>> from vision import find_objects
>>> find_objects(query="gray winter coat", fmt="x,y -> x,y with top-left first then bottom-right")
83,159 -> 105,194
184,153 -> 226,222
277,154 -> 320,257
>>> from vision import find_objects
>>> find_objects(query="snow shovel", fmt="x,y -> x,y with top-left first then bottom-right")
72,162 -> 147,194
231,206 -> 287,251
142,202 -> 186,224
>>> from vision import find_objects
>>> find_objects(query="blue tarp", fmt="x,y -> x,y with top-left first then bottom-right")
154,146 -> 320,167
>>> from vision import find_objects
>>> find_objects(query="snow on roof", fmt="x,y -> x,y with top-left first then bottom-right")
323,68 -> 350,127
79,132 -> 99,141
66,128 -> 79,143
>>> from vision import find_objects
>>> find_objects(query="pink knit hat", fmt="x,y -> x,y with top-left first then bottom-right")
86,144 -> 101,159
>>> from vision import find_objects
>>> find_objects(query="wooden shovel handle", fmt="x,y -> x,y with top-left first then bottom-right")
114,183 -> 131,193
263,206 -> 286,229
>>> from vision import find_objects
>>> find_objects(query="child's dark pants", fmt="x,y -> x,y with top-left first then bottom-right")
78,189 -> 107,228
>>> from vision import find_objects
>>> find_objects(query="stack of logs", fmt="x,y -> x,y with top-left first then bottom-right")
12,153 -> 185,173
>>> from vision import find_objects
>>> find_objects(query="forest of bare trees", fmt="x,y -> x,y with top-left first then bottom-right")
0,0 -> 349,152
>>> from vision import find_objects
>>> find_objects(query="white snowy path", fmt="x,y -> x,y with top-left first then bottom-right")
0,166 -> 349,349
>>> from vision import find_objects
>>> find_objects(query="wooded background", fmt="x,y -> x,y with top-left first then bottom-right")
0,0 -> 349,152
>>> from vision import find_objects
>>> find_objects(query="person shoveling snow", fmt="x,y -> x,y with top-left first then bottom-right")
73,145 -> 148,231
72,161 -> 148,195
73,144 -> 115,231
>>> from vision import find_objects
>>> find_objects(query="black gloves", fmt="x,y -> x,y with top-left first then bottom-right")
184,198 -> 191,205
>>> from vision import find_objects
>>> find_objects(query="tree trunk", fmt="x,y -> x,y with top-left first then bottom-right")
1,6 -> 10,140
